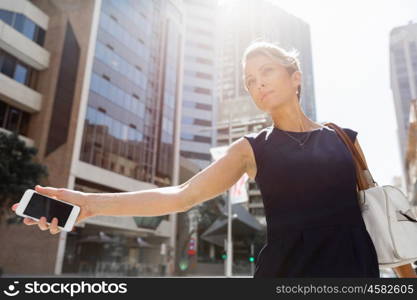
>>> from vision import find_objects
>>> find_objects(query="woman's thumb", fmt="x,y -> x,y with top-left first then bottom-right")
35,185 -> 80,204
35,185 -> 60,197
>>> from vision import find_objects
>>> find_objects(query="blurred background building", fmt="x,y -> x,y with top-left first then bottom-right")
390,21 -> 417,203
217,0 -> 316,124
175,0 -> 220,275
180,0 -> 218,171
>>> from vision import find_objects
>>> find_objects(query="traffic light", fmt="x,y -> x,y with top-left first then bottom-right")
221,252 -> 227,260
249,256 -> 255,263
179,257 -> 189,271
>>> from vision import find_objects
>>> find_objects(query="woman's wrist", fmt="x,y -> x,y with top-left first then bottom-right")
84,191 -> 126,217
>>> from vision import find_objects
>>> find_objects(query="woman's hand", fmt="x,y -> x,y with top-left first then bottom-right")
10,185 -> 94,235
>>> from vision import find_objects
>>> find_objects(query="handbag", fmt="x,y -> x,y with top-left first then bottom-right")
325,122 -> 417,268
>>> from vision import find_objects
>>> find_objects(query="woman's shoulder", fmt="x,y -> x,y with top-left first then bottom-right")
243,126 -> 274,143
240,127 -> 273,180
323,122 -> 358,143
341,127 -> 358,143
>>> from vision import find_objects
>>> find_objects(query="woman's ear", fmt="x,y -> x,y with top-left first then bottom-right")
291,70 -> 302,89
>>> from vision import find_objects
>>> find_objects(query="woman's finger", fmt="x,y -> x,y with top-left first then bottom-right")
23,218 -> 38,226
38,217 -> 49,231
11,203 -> 18,211
49,218 -> 60,235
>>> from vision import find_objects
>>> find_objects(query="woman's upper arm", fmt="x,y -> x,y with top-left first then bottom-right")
179,137 -> 251,210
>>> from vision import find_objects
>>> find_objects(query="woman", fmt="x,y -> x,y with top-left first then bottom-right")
11,41 -> 416,278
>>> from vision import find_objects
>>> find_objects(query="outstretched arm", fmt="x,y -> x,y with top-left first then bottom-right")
12,137 -> 251,234
90,137 -> 249,216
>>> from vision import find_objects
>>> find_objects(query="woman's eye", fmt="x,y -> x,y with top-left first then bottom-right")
263,67 -> 272,73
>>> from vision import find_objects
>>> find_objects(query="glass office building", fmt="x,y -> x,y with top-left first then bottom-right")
80,0 -> 154,183
71,0 -> 185,276
79,0 -> 185,188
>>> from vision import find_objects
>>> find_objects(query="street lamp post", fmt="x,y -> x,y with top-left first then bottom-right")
195,114 -> 234,277
226,112 -> 233,277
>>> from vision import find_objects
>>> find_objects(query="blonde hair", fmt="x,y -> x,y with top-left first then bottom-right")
241,40 -> 302,101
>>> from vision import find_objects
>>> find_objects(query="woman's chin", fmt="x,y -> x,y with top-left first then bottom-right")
266,101 -> 286,112
255,98 -> 284,112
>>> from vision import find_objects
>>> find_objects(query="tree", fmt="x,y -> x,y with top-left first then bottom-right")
0,131 -> 48,224
196,194 -> 225,231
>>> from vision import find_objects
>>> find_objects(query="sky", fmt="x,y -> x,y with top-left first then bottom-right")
268,0 -> 417,188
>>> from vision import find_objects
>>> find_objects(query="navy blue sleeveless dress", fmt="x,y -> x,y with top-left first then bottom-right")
243,125 -> 380,278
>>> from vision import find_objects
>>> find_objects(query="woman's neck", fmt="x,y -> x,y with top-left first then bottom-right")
270,100 -> 321,132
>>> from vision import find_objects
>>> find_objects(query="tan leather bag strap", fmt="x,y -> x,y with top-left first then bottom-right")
324,122 -> 376,191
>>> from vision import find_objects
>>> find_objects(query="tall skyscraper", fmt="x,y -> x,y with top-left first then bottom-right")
390,21 -> 417,179
179,0 -> 219,170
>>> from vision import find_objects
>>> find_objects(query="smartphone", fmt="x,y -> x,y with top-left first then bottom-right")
15,189 -> 80,232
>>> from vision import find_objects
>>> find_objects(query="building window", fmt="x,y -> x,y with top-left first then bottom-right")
195,103 -> 212,111
195,42 -> 213,51
0,10 -> 46,46
196,72 -> 213,80
194,87 -> 212,95
133,216 -> 164,230
0,100 -> 30,135
22,18 -> 36,41
37,27 -> 46,45
6,108 -> 20,132
13,14 -> 25,33
0,101 -> 6,127
196,57 -> 213,65
194,135 -> 211,143
0,50 -> 33,87
14,63 -> 29,85
194,118 -> 211,126
1,53 -> 15,77
0,10 -> 13,25
180,150 -> 211,160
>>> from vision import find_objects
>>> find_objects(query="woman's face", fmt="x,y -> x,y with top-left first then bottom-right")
244,54 -> 301,113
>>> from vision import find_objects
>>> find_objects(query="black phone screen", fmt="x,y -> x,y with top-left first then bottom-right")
23,193 -> 73,227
